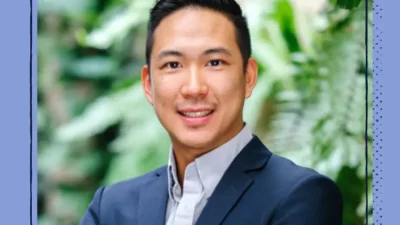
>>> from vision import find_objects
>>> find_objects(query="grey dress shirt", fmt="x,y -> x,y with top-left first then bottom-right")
165,125 -> 253,225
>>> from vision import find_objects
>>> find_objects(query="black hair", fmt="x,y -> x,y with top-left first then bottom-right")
145,0 -> 252,71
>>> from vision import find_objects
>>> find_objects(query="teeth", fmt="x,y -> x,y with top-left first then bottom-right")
181,111 -> 212,118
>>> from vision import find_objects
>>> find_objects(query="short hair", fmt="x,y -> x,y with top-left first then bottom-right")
145,0 -> 252,71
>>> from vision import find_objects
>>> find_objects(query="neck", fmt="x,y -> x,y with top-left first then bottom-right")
172,121 -> 245,186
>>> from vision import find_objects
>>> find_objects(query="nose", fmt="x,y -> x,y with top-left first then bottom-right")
181,68 -> 209,99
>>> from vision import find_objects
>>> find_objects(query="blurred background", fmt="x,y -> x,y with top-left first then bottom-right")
37,0 -> 372,224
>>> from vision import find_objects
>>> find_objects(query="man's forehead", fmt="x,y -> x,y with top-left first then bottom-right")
155,47 -> 233,60
151,8 -> 237,57
154,7 -> 234,36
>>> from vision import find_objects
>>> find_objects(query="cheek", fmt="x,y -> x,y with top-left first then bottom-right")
208,73 -> 245,101
152,77 -> 181,109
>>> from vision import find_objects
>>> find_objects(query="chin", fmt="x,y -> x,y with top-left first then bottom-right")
175,131 -> 217,150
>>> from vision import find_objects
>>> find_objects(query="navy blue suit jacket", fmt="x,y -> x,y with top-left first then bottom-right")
80,136 -> 343,225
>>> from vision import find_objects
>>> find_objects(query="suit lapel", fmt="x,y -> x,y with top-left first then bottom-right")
195,164 -> 253,225
137,168 -> 169,225
195,136 -> 272,225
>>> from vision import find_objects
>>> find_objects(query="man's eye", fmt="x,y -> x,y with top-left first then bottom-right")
207,60 -> 223,67
165,62 -> 181,69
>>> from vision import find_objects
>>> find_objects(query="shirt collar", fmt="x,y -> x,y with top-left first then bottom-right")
167,123 -> 253,199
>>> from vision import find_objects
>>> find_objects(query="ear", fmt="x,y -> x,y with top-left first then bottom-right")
244,57 -> 258,99
141,65 -> 154,105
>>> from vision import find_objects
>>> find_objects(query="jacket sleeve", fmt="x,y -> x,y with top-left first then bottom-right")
79,186 -> 106,225
270,174 -> 343,225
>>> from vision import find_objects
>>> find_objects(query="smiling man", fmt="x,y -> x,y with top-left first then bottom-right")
80,0 -> 343,225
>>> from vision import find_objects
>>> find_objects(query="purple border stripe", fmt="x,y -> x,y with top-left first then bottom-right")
379,0 -> 400,224
0,0 -> 37,224
377,0 -> 400,224
373,0 -> 382,224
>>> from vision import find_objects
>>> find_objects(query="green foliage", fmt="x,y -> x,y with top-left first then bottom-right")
336,0 -> 362,10
38,0 -> 372,225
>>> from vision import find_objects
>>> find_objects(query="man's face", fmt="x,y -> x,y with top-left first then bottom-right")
142,7 -> 258,153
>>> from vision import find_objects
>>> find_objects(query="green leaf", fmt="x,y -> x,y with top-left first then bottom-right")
69,151 -> 104,177
85,0 -> 156,49
38,216 -> 58,225
272,0 -> 300,52
38,0 -> 97,18
66,56 -> 119,79
336,0 -> 362,10
38,143 -> 70,175
55,83 -> 146,142
335,166 -> 364,224
52,189 -> 93,221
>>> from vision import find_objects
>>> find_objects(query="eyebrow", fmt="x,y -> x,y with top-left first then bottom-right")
202,47 -> 232,56
156,47 -> 232,60
157,50 -> 184,60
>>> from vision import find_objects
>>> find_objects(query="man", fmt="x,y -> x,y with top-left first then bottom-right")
80,0 -> 343,224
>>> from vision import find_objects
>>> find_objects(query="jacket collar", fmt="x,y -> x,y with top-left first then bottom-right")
195,135 -> 272,225
137,135 -> 272,225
